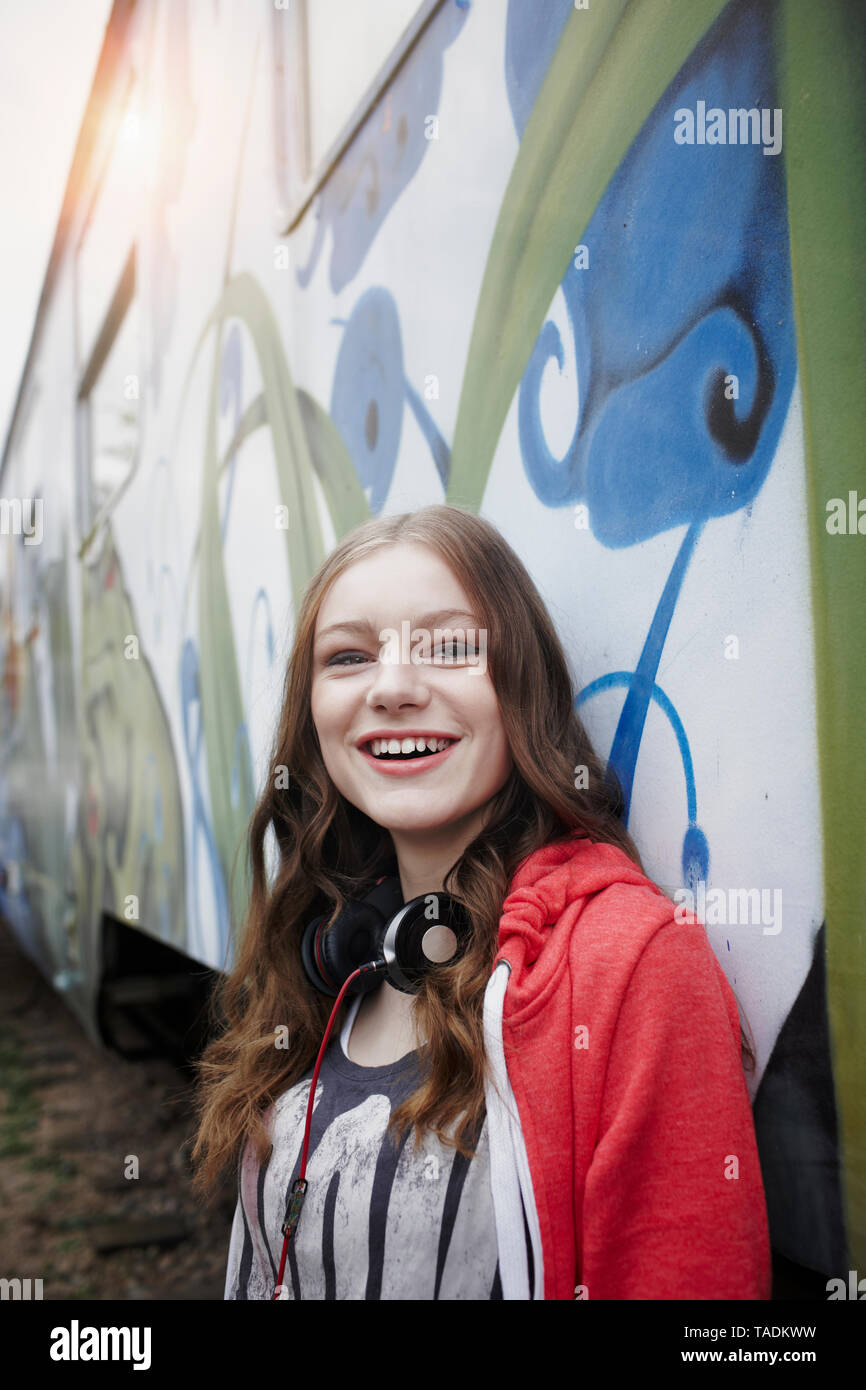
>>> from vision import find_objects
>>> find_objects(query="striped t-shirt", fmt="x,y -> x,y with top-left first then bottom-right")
224,993 -> 532,1299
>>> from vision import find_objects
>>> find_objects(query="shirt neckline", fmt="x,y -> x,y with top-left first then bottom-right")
332,990 -> 426,1078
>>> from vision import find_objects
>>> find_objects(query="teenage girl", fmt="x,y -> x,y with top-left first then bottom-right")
190,504 -> 770,1300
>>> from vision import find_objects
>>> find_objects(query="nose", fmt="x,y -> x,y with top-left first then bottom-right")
366,641 -> 433,710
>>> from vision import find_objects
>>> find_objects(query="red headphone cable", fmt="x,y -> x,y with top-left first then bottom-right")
272,958 -> 385,1299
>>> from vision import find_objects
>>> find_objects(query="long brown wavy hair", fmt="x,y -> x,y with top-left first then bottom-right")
189,504 -> 755,1200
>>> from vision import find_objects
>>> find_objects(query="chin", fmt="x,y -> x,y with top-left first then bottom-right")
370,807 -> 472,834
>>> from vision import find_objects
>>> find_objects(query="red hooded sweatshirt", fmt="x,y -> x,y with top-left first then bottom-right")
481,831 -> 771,1300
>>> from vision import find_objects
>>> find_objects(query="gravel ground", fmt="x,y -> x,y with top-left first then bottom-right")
0,919 -> 235,1300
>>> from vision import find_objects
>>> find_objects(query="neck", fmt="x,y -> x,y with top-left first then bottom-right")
390,806 -> 488,900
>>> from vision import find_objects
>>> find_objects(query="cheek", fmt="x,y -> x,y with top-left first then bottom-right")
466,684 -> 511,764
309,694 -> 339,761
309,687 -> 324,739
310,683 -> 356,762
310,678 -> 339,728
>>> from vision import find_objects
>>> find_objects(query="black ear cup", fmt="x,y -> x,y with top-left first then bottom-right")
300,876 -> 405,998
300,880 -> 472,998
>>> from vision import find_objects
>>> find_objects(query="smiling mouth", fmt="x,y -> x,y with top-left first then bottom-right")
364,736 -> 458,761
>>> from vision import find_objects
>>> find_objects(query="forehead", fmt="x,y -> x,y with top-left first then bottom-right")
315,542 -> 471,630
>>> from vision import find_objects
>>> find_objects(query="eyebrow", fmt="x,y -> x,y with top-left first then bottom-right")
315,609 -> 481,644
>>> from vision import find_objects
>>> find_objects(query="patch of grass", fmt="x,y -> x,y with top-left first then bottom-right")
27,1153 -> 79,1177
46,1213 -> 107,1232
55,1236 -> 84,1253
0,1024 -> 40,1158
69,1281 -> 98,1299
0,1136 -> 35,1159
30,1183 -> 66,1215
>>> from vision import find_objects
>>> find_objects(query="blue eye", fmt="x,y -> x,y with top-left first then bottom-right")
326,651 -> 369,667
434,639 -> 474,660
324,641 -> 479,666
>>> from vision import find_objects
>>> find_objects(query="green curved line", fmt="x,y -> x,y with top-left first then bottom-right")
169,271 -> 370,945
222,394 -> 269,469
778,0 -> 866,1268
172,273 -> 369,623
189,384 -> 371,582
447,0 -> 728,509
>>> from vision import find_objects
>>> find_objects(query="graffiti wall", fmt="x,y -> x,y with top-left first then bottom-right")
0,0 -> 862,1282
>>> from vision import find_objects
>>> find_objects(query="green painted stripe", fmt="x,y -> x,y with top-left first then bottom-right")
447,0 -> 729,509
778,0 -> 866,1269
183,272 -> 370,950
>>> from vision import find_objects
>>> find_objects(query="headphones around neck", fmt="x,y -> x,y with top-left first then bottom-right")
300,874 -> 472,997
273,873 -> 472,1296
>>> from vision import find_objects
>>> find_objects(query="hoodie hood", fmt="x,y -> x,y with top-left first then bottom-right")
493,832 -> 674,1016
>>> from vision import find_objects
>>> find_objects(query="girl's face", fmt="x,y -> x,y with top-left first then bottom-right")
310,542 -> 513,859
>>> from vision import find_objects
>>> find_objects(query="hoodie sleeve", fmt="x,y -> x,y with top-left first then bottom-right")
579,918 -> 771,1300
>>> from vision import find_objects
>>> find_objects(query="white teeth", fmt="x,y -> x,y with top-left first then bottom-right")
367,736 -> 456,758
